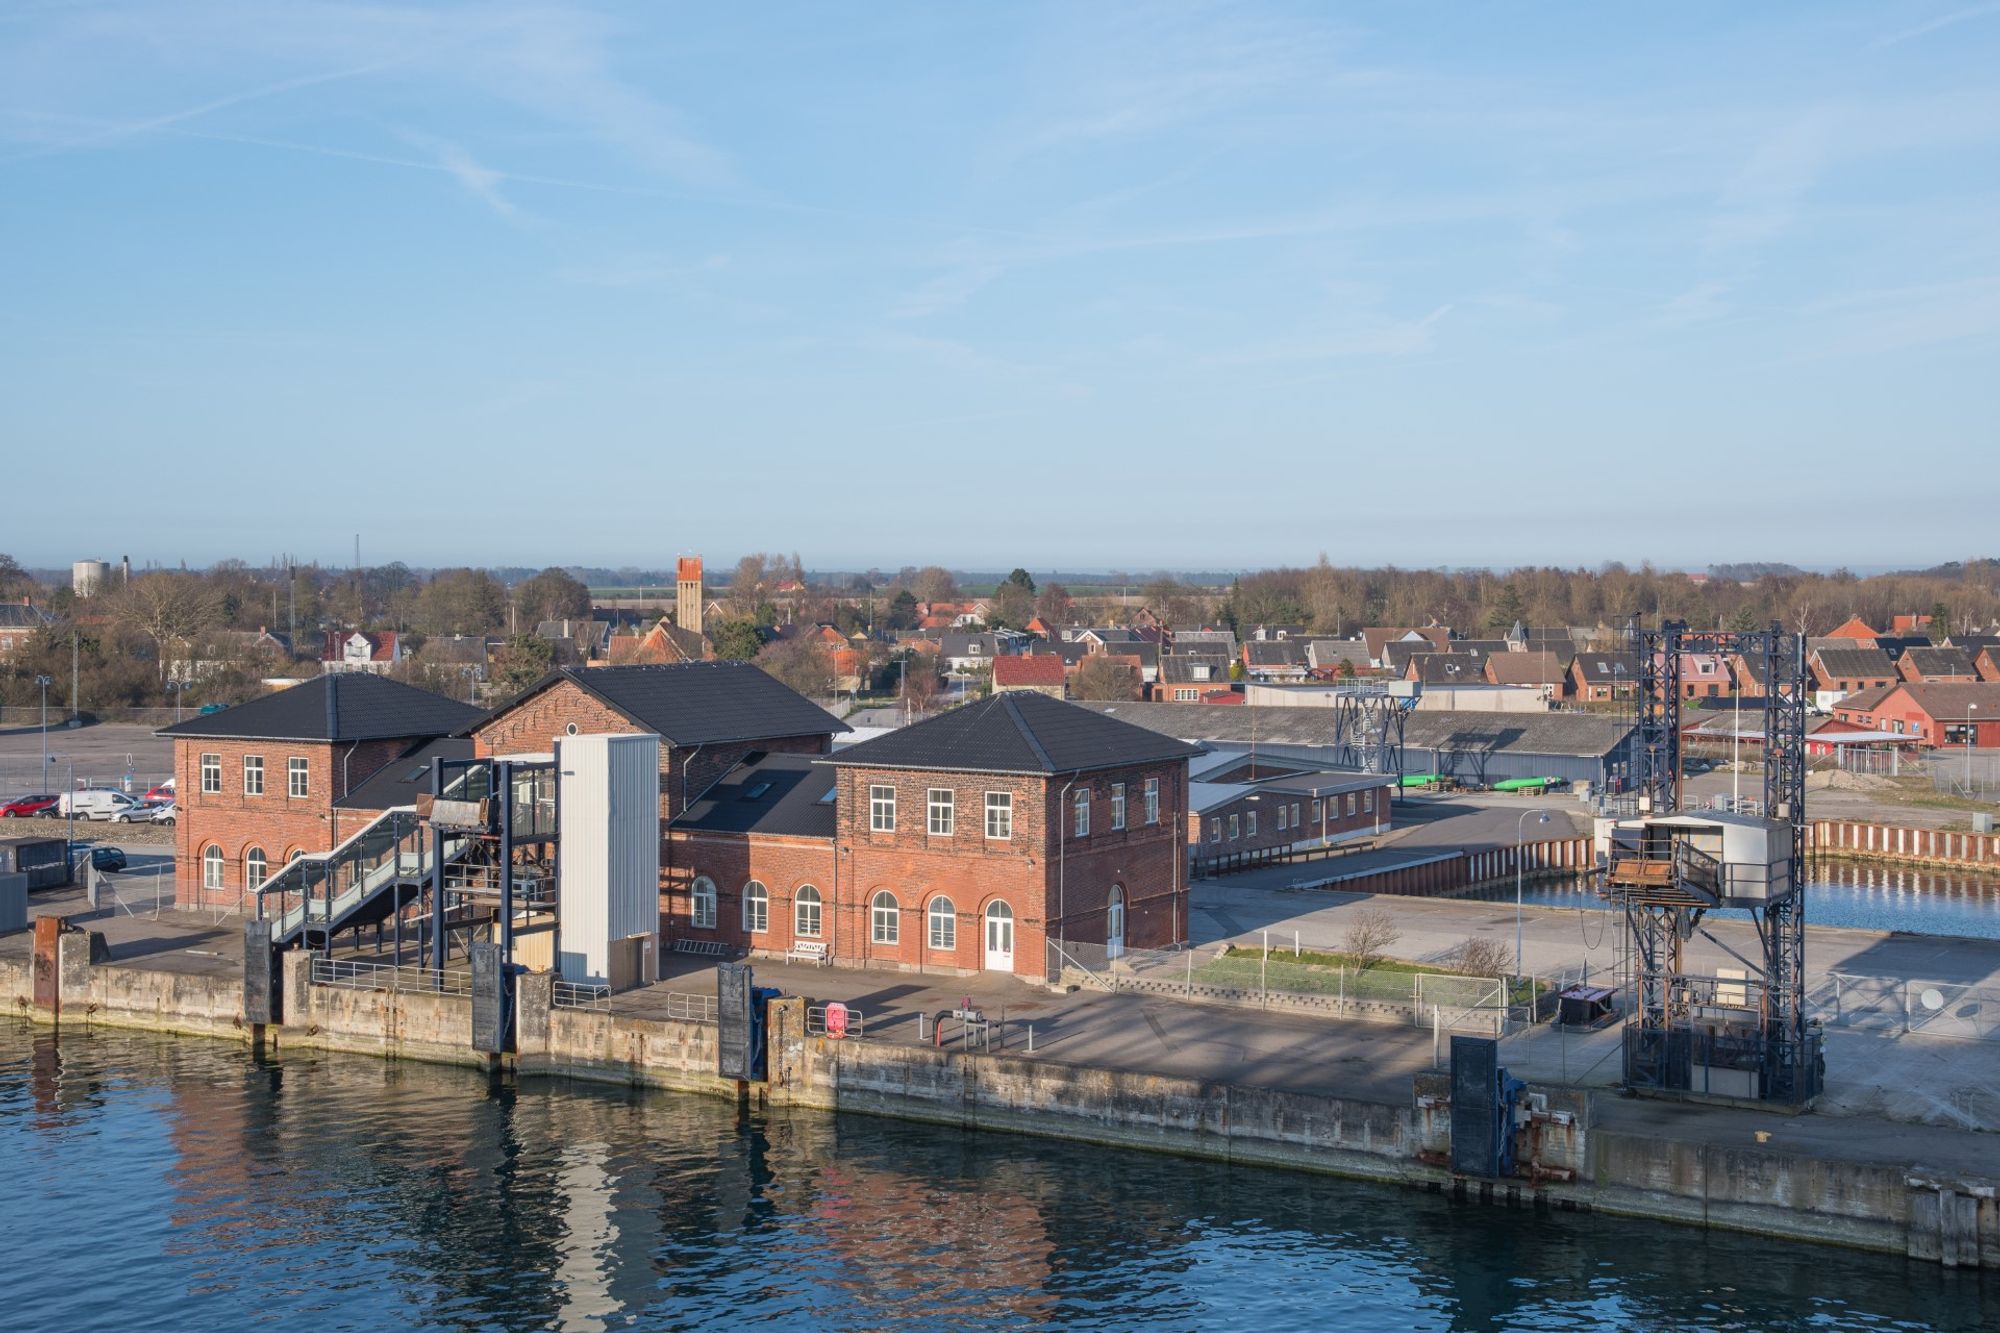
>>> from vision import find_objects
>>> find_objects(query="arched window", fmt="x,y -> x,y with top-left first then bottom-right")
871,890 -> 899,945
202,845 -> 225,891
1107,884 -> 1126,959
245,847 -> 267,890
928,895 -> 956,951
690,876 -> 716,929
795,885 -> 822,938
743,880 -> 768,933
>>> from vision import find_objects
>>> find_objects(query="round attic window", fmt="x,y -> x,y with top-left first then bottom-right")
566,723 -> 580,736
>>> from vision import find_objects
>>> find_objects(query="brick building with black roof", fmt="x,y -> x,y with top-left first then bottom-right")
158,674 -> 484,909
662,693 -> 1201,979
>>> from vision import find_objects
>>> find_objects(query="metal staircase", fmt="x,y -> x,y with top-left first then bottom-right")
255,806 -> 465,947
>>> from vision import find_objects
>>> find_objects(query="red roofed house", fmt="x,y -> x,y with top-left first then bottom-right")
322,629 -> 402,674
1831,682 -> 2000,747
1824,617 -> 1881,644
1891,614 -> 1933,636
992,654 -> 1068,698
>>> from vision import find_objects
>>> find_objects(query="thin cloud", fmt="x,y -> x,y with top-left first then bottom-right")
0,56 -> 402,164
1875,2 -> 2000,48
400,130 -> 520,220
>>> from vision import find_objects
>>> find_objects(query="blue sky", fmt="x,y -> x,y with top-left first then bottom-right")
3,2 -> 1996,573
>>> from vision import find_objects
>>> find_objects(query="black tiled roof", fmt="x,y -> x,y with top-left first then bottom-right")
1812,647 -> 1895,679
824,693 -> 1202,775
1571,652 -> 1640,684
671,753 -> 835,839
1901,646 -> 1977,678
334,737 -> 477,811
505,663 -> 848,746
158,674 -> 484,743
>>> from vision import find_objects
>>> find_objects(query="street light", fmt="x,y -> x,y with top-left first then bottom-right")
1960,700 -> 1976,792
34,675 -> 51,787
165,678 -> 187,723
1515,808 -> 1552,977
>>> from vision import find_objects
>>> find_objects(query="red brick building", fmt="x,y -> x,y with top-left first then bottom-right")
1569,651 -> 1640,704
1831,682 -> 2000,747
991,653 -> 1067,698
663,694 -> 1201,980
159,675 -> 483,909
471,663 -> 847,822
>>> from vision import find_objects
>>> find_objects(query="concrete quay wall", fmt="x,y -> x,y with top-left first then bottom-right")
8,941 -> 1996,1269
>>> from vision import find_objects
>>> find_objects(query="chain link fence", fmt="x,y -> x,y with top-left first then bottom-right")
1048,938 -> 1508,1034
1808,971 -> 2000,1042
1922,749 -> 2000,800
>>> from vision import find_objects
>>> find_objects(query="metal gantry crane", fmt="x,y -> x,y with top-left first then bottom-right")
1602,620 -> 1821,1106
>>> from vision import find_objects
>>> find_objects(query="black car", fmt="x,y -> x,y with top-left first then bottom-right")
87,846 -> 127,873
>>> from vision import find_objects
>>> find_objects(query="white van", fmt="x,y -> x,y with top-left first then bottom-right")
60,789 -> 149,822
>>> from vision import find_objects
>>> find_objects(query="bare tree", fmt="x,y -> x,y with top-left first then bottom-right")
1342,909 -> 1402,971
111,573 -> 224,680
1454,935 -> 1511,979
912,565 -> 957,604
1069,655 -> 1140,701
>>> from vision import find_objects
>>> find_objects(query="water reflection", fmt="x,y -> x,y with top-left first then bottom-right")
0,1023 -> 1991,1330
1474,864 -> 2000,940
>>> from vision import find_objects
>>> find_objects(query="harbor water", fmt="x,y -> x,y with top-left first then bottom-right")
1477,862 -> 2000,941
1,1022 -> 1990,1331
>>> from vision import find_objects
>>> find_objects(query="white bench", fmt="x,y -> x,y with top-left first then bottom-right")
786,940 -> 829,967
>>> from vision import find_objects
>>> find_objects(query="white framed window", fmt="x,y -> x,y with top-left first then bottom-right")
985,791 -> 1012,840
871,890 -> 899,945
1347,792 -> 1357,816
743,881 -> 768,933
202,845 -> 224,891
928,896 -> 956,950
1278,805 -> 1289,831
928,788 -> 954,836
1246,810 -> 1257,836
1175,688 -> 1197,700
1110,783 -> 1126,831
690,876 -> 716,929
1144,778 -> 1159,825
287,757 -> 309,799
795,885 -> 822,938
870,784 -> 896,833
1209,818 -> 1221,843
1073,789 -> 1090,838
1291,802 -> 1301,829
1363,789 -> 1374,813
245,847 -> 266,888
242,755 -> 264,796
200,753 -> 221,795
1228,814 -> 1239,840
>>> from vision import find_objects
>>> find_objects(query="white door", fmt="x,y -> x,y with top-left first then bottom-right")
1106,885 -> 1126,961
983,901 -> 1014,972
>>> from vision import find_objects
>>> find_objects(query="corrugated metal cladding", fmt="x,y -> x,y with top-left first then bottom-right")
557,732 -> 663,987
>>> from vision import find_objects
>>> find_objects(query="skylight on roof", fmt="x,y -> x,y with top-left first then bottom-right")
816,789 -> 837,805
741,782 -> 773,801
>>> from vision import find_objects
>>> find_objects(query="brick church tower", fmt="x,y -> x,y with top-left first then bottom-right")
676,556 -> 704,635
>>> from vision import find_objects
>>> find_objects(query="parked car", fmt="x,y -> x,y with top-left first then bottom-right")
197,703 -> 226,715
86,845 -> 127,873
115,798 -> 168,823
61,789 -> 149,822
143,779 -> 175,805
0,794 -> 60,819
147,802 -> 176,826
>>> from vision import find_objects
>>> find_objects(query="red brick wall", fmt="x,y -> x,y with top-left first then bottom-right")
663,831 -> 838,956
172,736 -> 408,908
473,677 -> 832,821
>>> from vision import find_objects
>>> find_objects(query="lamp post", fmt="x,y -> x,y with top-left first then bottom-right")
1515,808 -> 1551,977
34,675 -> 51,787
165,678 -> 186,724
1960,700 -> 1976,792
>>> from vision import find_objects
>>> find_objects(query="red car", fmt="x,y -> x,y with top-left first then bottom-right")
143,781 -> 175,805
0,794 -> 60,818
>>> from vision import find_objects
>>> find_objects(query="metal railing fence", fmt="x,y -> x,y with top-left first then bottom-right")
1047,937 -> 1509,1033
309,955 -> 475,996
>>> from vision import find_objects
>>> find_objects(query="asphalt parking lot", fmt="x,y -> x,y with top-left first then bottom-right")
0,721 -> 173,801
